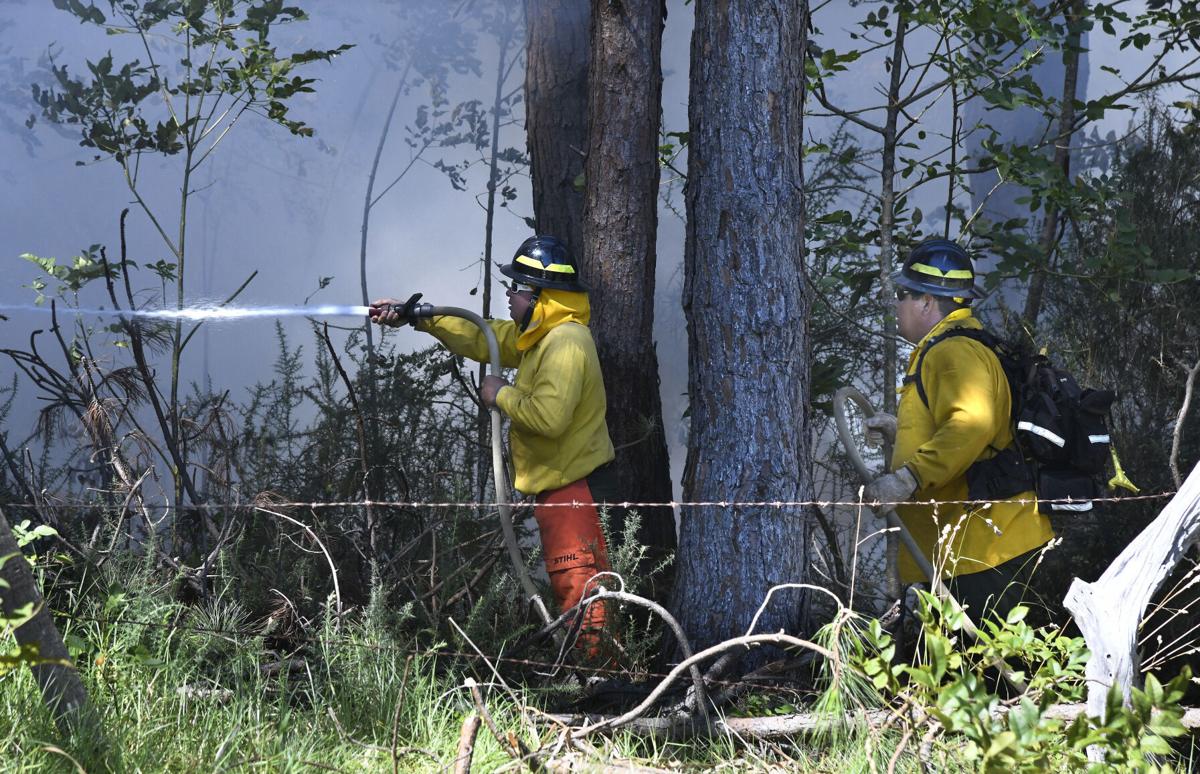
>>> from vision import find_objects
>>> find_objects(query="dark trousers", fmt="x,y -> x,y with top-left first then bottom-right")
947,546 -> 1046,624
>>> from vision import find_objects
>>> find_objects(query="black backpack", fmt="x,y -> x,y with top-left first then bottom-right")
908,328 -> 1116,515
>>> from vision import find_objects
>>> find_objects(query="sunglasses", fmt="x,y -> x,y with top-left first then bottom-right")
895,287 -> 915,301
502,280 -> 536,294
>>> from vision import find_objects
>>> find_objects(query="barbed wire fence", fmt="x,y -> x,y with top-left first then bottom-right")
2,491 -> 1176,512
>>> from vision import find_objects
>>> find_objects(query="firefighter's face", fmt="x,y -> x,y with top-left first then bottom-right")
896,287 -> 932,344
504,281 -> 537,323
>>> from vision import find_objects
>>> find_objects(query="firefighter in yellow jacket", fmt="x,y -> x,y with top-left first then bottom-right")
864,239 -> 1055,620
369,235 -> 615,653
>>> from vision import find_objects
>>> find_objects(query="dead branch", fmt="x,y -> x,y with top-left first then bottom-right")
542,754 -> 673,773
581,582 -> 710,726
572,633 -> 836,739
466,677 -> 542,773
1171,354 -> 1200,489
254,506 -> 342,624
546,702 -> 1200,742
320,322 -> 377,560
453,714 -> 482,774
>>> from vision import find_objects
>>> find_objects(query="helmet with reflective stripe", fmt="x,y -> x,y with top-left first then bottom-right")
502,235 -> 587,291
892,238 -> 981,300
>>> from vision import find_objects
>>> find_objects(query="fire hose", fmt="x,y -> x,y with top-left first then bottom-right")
398,302 -> 555,629
833,386 -> 1026,692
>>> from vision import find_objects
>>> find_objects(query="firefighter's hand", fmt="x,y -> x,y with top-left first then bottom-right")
863,467 -> 917,512
480,375 -> 507,408
368,293 -> 423,327
864,412 -> 898,449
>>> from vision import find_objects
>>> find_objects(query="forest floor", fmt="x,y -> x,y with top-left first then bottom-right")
0,609 -> 912,772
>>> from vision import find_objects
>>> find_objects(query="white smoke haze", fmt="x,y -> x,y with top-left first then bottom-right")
0,0 -> 1185,496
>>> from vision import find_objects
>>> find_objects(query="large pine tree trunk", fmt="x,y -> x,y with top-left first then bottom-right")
580,0 -> 677,572
525,0 -> 590,255
674,0 -> 811,656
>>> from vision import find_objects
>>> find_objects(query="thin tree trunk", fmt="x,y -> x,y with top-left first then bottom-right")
878,7 -> 908,418
1022,0 -> 1084,328
0,506 -> 89,729
580,0 -> 676,576
478,28 -> 517,499
876,8 -> 909,603
360,67 -> 412,369
674,0 -> 810,659
525,0 -> 590,256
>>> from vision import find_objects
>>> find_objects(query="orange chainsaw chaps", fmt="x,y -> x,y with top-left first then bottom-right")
534,478 -> 613,659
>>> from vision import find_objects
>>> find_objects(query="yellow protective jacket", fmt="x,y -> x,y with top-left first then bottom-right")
417,289 -> 615,495
892,308 -> 1054,582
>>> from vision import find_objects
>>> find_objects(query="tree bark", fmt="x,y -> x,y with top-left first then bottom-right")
0,506 -> 89,729
673,0 -> 811,658
525,0 -> 590,256
579,0 -> 676,572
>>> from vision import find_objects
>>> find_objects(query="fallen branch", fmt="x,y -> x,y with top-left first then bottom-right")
453,714 -> 481,774
542,754 -> 674,773
544,702 -> 1200,742
571,633 -> 836,738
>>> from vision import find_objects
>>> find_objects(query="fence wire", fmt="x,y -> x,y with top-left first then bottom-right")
0,490 -> 1178,512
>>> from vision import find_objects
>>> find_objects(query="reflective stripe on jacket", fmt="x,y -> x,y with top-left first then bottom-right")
418,290 -> 614,495
892,308 -> 1054,582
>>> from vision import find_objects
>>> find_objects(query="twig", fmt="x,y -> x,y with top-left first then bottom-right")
1171,353 -> 1200,488
254,506 -> 342,624
97,467 -> 152,559
449,615 -> 547,753
449,617 -> 514,693
321,322 -> 377,560
465,677 -> 541,772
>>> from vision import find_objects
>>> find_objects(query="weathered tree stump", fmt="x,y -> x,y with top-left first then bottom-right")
1065,461 -> 1200,723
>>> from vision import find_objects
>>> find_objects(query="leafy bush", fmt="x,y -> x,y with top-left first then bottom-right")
855,591 -> 1193,771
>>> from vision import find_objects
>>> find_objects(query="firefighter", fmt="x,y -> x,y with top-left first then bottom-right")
369,235 -> 616,655
864,239 -> 1055,621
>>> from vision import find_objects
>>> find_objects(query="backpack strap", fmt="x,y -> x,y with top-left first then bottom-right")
903,327 -> 998,408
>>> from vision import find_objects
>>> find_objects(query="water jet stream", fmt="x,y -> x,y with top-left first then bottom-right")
0,303 -> 372,322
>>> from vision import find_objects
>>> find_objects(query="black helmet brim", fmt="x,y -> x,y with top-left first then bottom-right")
891,270 -> 982,299
500,262 -> 588,292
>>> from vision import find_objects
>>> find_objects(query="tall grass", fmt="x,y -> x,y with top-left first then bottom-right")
0,566 -> 910,772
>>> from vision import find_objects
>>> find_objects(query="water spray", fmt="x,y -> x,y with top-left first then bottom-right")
0,298 -> 557,632
0,303 -> 373,322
